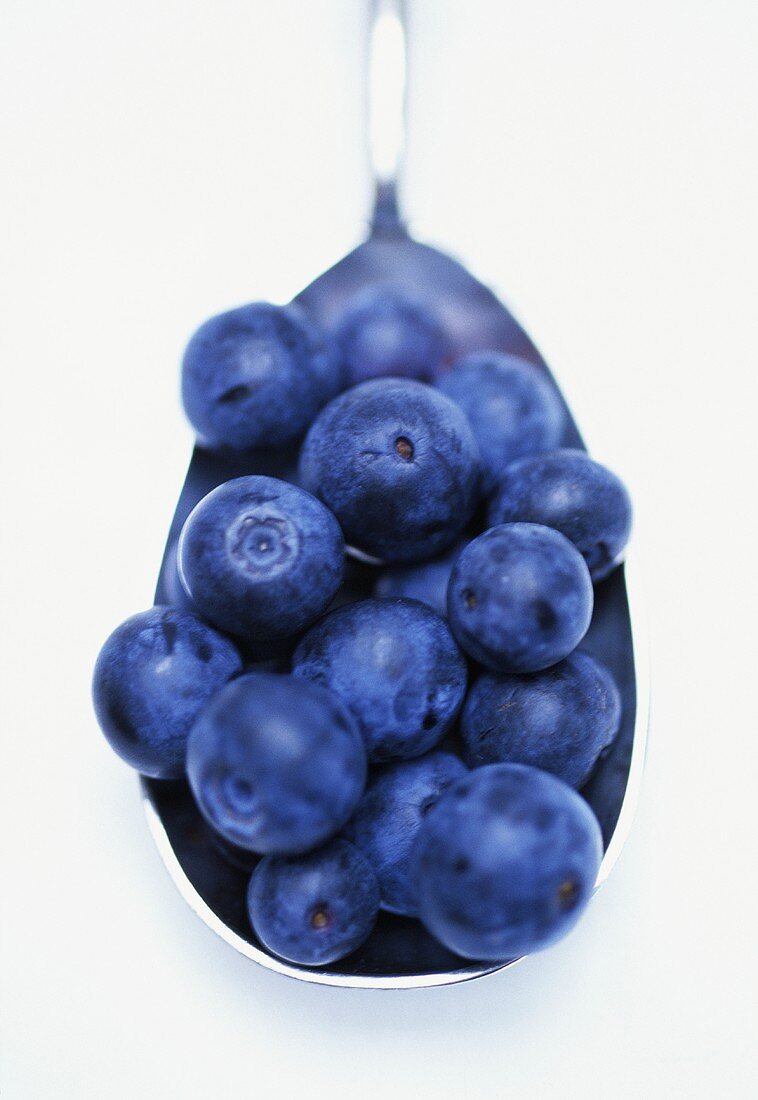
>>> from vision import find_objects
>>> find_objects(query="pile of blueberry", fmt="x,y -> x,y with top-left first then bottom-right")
93,288 -> 632,969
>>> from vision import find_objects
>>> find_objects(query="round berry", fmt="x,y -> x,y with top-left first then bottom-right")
299,378 -> 480,562
187,672 -> 366,855
448,523 -> 593,673
413,763 -> 603,959
92,607 -> 242,779
247,838 -> 380,966
178,475 -> 344,642
373,541 -> 465,617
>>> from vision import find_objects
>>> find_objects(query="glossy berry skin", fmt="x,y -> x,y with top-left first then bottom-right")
181,302 -> 342,451
299,379 -> 480,563
92,607 -> 242,779
178,475 -> 344,642
334,287 -> 450,385
187,672 -> 366,854
448,523 -> 593,673
292,598 -> 468,762
488,449 -> 633,582
373,542 -> 465,618
435,352 -> 566,494
247,838 -> 380,966
461,652 -> 621,788
413,763 -> 603,960
343,752 -> 468,916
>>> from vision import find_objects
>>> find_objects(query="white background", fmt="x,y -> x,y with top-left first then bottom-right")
1,1 -> 757,1096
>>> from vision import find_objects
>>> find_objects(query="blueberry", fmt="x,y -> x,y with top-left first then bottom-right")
373,541 -> 465,617
334,287 -> 450,385
343,752 -> 468,915
187,672 -> 366,854
461,652 -> 621,788
92,607 -> 242,779
488,449 -> 633,581
299,379 -> 480,562
448,523 -> 593,673
178,475 -> 344,642
435,353 -> 566,494
181,302 -> 342,451
247,838 -> 380,966
412,763 -> 603,959
292,598 -> 468,762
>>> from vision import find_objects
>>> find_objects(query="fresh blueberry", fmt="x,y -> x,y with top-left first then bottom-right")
181,302 -> 342,451
247,838 -> 380,966
448,523 -> 593,673
299,378 -> 480,562
187,672 -> 366,854
412,763 -> 603,959
488,449 -> 633,581
435,352 -> 566,494
178,475 -> 344,642
92,607 -> 242,779
334,286 -> 450,385
292,598 -> 468,762
373,541 -> 466,617
461,652 -> 621,788
343,752 -> 468,916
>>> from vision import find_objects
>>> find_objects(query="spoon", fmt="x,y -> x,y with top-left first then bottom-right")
142,0 -> 648,988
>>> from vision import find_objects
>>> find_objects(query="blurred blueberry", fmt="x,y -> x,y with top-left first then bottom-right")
181,302 -> 342,451
334,287 -> 450,385
92,607 -> 242,779
373,541 -> 466,617
461,652 -> 621,788
299,379 -> 480,562
435,352 -> 566,494
247,838 -> 379,966
448,523 -> 593,673
412,763 -> 603,959
187,672 -> 366,854
343,752 -> 468,916
489,449 -> 632,581
292,598 -> 467,762
178,475 -> 344,642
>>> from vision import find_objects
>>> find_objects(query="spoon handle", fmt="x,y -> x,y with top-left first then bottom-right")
367,0 -> 408,233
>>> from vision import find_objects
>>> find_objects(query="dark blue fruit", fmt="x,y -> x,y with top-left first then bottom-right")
435,352 -> 566,494
299,378 -> 480,562
292,598 -> 468,762
181,302 -> 342,451
334,286 -> 450,385
92,607 -> 242,779
373,541 -> 465,617
186,672 -> 366,854
343,752 -> 467,916
178,475 -> 344,642
488,449 -> 633,581
247,838 -> 380,966
413,763 -> 603,959
461,652 -> 621,788
448,523 -> 593,673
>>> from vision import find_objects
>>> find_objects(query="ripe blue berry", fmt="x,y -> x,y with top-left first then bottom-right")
178,475 -> 344,642
299,378 -> 480,563
373,541 -> 465,617
461,652 -> 621,788
489,449 -> 633,581
181,302 -> 342,451
292,598 -> 467,762
92,607 -> 242,779
435,353 -> 566,494
247,838 -> 380,966
187,672 -> 366,854
448,523 -> 593,673
343,752 -> 468,916
413,763 -> 603,959
334,287 -> 450,385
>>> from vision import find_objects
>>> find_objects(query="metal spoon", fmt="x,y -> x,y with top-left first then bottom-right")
142,0 -> 648,988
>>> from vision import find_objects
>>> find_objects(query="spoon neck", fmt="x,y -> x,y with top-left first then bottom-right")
370,180 -> 406,237
366,0 -> 408,235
